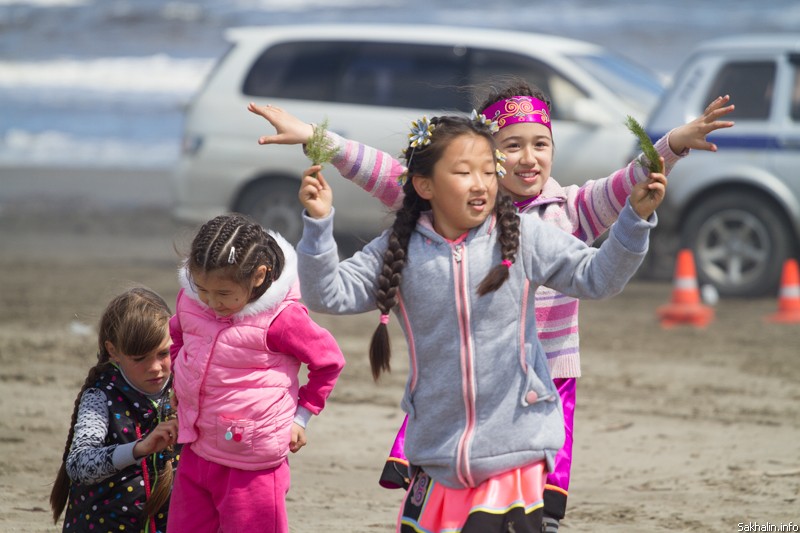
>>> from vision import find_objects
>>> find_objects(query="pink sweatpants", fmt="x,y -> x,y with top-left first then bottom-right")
167,443 -> 291,533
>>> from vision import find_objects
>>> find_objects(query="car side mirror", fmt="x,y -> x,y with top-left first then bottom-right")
567,98 -> 615,126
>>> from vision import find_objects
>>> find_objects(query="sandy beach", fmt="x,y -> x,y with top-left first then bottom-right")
0,168 -> 798,532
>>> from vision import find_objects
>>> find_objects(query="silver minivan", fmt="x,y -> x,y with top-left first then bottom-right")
173,24 -> 663,246
645,34 -> 800,297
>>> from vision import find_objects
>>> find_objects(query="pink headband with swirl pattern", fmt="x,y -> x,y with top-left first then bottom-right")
482,96 -> 551,131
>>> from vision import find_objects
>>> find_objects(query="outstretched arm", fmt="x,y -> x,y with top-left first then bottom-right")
563,95 -> 734,244
249,103 -> 406,209
248,102 -> 314,145
666,94 -> 735,154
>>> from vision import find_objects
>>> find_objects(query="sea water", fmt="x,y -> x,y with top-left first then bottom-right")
0,0 -> 797,168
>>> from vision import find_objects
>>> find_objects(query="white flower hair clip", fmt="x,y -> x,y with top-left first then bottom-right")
495,149 -> 507,178
396,169 -> 409,187
470,109 -> 499,134
409,116 -> 435,148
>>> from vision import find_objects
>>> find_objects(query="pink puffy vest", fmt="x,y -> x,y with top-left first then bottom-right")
172,281 -> 302,471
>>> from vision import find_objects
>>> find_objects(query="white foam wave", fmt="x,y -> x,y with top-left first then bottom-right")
0,55 -> 214,95
0,129 -> 178,168
0,0 -> 86,5
231,0 -> 400,10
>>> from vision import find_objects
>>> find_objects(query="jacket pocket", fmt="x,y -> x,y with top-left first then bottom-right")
215,416 -> 255,453
521,344 -> 558,407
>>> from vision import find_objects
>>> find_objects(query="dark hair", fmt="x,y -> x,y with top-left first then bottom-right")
476,77 -> 552,116
368,115 -> 520,380
50,287 -> 173,524
187,213 -> 285,301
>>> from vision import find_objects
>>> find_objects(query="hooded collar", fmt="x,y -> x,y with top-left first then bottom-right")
518,178 -> 567,212
415,210 -> 497,245
177,231 -> 298,319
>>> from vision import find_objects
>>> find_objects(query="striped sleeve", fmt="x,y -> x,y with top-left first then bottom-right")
569,130 -> 685,245
325,131 -> 406,211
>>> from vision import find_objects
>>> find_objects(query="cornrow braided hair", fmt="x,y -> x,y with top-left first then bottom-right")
368,115 -> 520,380
50,287 -> 172,524
188,213 -> 285,301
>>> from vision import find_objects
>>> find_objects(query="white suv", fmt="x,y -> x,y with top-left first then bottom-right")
173,24 -> 663,245
644,34 -> 800,297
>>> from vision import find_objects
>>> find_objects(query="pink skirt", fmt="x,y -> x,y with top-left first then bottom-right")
398,461 -> 546,533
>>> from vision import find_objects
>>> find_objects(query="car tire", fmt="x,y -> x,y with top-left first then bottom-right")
680,191 -> 791,298
234,178 -> 303,245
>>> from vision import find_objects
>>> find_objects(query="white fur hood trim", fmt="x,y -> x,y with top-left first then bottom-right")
177,231 -> 298,318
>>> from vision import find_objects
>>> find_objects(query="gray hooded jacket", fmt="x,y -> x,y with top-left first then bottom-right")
297,200 -> 654,489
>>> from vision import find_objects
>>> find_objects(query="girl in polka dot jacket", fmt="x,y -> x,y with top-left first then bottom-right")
50,287 -> 180,533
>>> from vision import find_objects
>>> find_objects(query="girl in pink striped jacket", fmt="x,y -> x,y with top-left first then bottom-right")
248,82 -> 733,531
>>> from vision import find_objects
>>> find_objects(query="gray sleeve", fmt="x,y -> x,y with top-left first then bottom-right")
111,442 -> 139,470
524,199 -> 655,299
65,388 -> 121,485
296,207 -> 386,314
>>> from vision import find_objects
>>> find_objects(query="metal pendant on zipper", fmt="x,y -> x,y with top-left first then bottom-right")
453,244 -> 462,262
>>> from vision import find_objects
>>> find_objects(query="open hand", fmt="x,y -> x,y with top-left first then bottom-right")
247,102 -> 314,146
299,165 -> 333,219
630,156 -> 667,220
669,95 -> 735,153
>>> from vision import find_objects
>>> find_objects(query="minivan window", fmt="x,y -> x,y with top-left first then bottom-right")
568,53 -> 663,113
243,41 -> 356,101
705,61 -> 776,120
469,48 -> 585,121
243,40 -> 470,111
336,42 -> 469,111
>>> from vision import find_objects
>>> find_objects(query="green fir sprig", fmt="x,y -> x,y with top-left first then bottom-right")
305,118 -> 338,178
624,115 -> 661,174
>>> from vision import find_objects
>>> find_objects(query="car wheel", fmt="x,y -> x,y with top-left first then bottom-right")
234,179 -> 303,245
681,192 -> 791,298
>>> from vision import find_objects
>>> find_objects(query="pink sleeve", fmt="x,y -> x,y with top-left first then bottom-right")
267,303 -> 345,416
324,131 -> 406,210
567,132 -> 686,244
169,313 -> 183,363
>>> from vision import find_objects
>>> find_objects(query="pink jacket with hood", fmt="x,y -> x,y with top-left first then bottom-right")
170,233 -> 344,471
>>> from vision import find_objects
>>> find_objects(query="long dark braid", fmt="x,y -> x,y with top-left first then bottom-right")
368,115 -> 520,379
369,188 -> 427,380
50,361 -> 111,523
50,287 -> 172,524
477,192 -> 520,295
188,213 -> 285,300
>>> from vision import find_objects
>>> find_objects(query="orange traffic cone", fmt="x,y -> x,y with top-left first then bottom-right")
657,249 -> 714,328
766,259 -> 800,323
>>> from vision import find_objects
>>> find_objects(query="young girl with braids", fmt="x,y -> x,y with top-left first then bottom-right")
50,287 -> 179,533
296,114 -> 666,532
166,213 -> 345,533
251,85 -> 733,530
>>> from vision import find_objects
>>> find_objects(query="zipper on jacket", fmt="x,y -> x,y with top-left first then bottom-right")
451,243 -> 476,487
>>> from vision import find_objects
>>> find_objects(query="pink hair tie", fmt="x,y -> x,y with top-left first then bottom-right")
502,259 -> 513,269
380,314 -> 390,325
